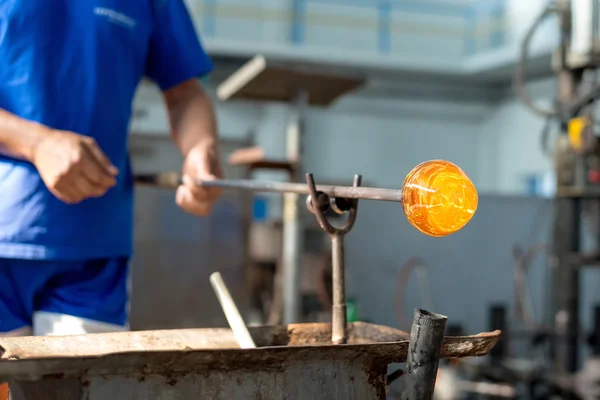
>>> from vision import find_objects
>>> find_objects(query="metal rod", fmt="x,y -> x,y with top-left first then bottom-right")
406,309 -> 448,400
281,90 -> 307,325
134,173 -> 403,203
203,179 -> 401,202
331,234 -> 346,345
209,272 -> 256,349
282,190 -> 301,324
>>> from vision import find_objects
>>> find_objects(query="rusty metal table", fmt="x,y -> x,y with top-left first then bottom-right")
0,322 -> 500,400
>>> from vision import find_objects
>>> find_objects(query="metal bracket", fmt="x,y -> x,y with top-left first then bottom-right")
305,173 -> 361,344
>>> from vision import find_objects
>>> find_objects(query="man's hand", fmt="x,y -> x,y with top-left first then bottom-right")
32,130 -> 118,204
163,79 -> 222,217
176,140 -> 222,216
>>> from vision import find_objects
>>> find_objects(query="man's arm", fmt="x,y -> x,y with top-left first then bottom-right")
162,79 -> 222,216
0,108 -> 49,161
144,0 -> 221,216
163,79 -> 218,156
0,108 -> 117,203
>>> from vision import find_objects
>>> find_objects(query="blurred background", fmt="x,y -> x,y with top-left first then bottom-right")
126,0 -> 600,398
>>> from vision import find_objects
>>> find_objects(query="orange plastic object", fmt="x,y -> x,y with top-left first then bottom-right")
402,160 -> 478,237
0,383 -> 7,400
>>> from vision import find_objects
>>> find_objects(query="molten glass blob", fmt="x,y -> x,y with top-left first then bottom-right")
402,160 -> 478,237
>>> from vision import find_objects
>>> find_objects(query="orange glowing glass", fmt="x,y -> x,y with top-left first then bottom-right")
402,160 -> 478,237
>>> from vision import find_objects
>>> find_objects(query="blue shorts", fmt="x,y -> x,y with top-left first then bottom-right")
0,257 -> 130,333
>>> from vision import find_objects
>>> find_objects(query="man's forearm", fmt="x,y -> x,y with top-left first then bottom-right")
0,108 -> 50,161
163,79 -> 218,156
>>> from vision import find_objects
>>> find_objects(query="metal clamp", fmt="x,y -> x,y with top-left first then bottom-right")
305,173 -> 361,345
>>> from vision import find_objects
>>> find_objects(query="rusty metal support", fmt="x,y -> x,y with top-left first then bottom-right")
306,173 -> 361,344
405,309 -> 447,400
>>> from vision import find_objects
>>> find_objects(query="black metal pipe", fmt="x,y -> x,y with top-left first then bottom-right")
590,304 -> 600,356
134,172 -> 402,203
489,304 -> 508,364
565,198 -> 581,373
405,309 -> 448,400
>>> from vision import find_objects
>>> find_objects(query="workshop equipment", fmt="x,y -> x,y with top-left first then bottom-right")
135,158 -> 478,239
137,159 -> 477,346
517,0 -> 600,379
0,321 -> 500,400
0,158 -> 494,399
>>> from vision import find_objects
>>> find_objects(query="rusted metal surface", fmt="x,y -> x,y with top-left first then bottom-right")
9,359 -> 386,400
0,323 -> 500,400
0,323 -> 499,379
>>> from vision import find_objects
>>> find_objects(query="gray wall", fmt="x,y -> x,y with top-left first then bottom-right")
129,135 -> 251,330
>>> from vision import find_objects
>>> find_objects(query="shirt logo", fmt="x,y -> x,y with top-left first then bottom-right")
94,7 -> 137,30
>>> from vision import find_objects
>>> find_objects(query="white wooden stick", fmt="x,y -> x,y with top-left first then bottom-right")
209,272 -> 257,349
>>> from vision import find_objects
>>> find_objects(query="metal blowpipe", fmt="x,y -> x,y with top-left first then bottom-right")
134,172 -> 403,203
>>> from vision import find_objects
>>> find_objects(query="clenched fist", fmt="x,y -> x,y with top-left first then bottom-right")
32,130 -> 118,204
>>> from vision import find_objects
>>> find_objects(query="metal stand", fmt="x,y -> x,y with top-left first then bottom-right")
305,173 -> 361,344
303,173 -> 449,396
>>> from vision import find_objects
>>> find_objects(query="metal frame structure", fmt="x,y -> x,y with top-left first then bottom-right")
515,0 -> 600,391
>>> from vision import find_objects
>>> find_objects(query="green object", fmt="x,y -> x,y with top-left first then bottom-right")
346,298 -> 359,322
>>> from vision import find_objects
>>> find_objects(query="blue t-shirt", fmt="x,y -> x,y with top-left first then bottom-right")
0,0 -> 214,260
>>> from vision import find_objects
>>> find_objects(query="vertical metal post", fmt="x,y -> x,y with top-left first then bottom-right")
305,173 -> 361,345
488,304 -> 508,365
331,234 -> 346,345
557,198 -> 581,372
553,197 -> 581,375
282,91 -> 307,324
590,304 -> 600,356
406,309 -> 448,400
552,10 -> 583,374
